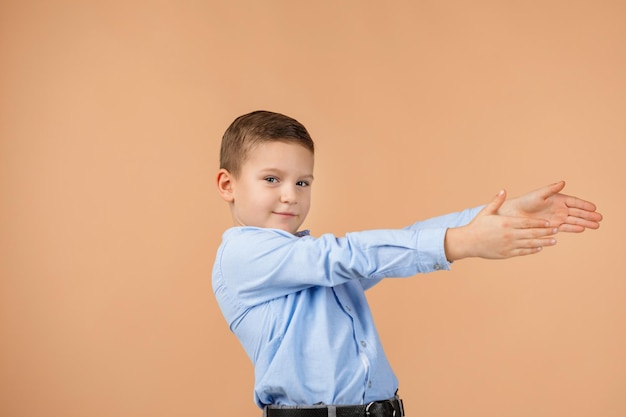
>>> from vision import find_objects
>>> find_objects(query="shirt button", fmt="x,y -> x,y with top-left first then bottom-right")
368,381 -> 372,388
433,263 -> 443,270
345,305 -> 352,312
360,341 -> 367,348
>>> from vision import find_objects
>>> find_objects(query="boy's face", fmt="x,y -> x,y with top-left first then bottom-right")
218,141 -> 314,235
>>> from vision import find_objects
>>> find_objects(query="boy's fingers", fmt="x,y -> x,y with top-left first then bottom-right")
523,228 -> 559,239
567,207 -> 603,222
566,216 -> 602,229
559,224 -> 586,233
506,237 -> 557,257
518,243 -> 554,257
534,180 -> 565,200
481,189 -> 506,215
510,217 -> 551,229
511,246 -> 546,257
515,225 -> 558,238
525,237 -> 557,248
565,196 -> 598,212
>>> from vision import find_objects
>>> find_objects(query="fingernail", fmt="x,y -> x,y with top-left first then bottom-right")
552,228 -> 558,234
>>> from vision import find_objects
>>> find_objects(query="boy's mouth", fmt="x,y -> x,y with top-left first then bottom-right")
273,211 -> 296,217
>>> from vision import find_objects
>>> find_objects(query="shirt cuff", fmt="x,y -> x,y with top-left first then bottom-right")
415,228 -> 451,272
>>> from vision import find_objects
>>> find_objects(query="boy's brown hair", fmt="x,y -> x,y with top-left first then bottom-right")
220,110 -> 315,177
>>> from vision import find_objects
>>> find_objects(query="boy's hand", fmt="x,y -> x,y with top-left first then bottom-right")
498,181 -> 603,233
445,189 -> 558,261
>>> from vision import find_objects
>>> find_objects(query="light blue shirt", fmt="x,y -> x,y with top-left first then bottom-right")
212,207 -> 481,408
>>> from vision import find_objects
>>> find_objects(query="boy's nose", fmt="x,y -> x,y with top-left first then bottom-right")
280,186 -> 297,204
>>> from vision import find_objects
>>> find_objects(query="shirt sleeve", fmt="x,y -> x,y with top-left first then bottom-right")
357,205 -> 483,291
403,206 -> 483,231
216,207 -> 480,306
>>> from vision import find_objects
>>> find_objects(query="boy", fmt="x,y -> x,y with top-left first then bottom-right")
212,110 -> 602,416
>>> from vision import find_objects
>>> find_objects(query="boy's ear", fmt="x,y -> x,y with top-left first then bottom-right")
216,168 -> 235,202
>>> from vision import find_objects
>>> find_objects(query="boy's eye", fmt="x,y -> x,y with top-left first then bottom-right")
296,181 -> 309,187
265,177 -> 278,183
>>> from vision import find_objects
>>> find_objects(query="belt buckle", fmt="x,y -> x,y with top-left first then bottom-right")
365,401 -> 396,417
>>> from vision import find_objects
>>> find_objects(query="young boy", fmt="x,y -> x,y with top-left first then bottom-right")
213,110 -> 602,417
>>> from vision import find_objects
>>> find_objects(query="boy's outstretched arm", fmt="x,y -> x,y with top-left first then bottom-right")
444,189 -> 558,261
498,181 -> 603,233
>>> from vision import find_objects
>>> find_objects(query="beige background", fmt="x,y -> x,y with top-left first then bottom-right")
1,1 -> 624,416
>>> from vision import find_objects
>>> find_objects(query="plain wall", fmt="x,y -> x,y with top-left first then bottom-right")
1,1 -> 624,416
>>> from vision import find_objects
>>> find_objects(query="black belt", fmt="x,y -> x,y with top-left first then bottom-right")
264,398 -> 404,417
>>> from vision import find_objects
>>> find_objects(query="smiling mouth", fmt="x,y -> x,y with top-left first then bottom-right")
273,212 -> 296,217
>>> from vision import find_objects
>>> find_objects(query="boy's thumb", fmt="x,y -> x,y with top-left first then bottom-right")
481,189 -> 506,215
